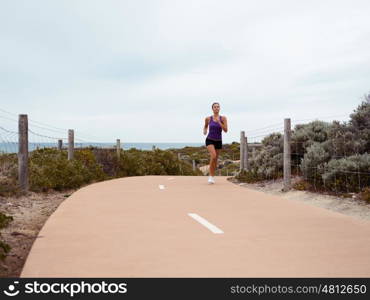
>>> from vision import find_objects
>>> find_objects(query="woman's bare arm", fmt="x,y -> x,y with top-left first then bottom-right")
203,117 -> 209,135
220,116 -> 228,132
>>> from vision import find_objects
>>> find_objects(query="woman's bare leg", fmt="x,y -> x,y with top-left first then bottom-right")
215,149 -> 221,175
206,144 -> 217,176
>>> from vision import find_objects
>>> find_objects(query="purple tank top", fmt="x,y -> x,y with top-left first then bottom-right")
207,115 -> 222,141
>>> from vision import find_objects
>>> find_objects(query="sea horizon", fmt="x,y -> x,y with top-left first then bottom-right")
0,142 -> 210,154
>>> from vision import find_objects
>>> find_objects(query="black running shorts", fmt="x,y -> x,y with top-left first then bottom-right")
205,138 -> 222,149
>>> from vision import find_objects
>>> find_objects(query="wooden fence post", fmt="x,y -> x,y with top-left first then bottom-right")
283,118 -> 291,191
68,129 -> 74,160
244,136 -> 248,171
192,159 -> 195,171
240,131 -> 245,171
178,153 -> 182,174
18,114 -> 28,193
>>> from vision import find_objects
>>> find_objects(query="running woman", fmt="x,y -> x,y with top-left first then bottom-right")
203,102 -> 228,184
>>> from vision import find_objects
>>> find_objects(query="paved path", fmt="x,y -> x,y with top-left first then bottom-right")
21,176 -> 370,277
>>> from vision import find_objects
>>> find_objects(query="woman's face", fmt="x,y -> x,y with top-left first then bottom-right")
212,103 -> 220,113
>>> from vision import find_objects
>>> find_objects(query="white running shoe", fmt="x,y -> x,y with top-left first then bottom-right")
208,176 -> 215,184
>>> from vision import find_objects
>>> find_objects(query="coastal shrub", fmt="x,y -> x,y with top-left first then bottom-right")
0,177 -> 20,197
141,148 -> 196,175
116,149 -> 147,176
300,142 -> 330,183
293,120 -> 331,144
90,147 -> 120,177
291,120 -> 331,155
349,98 -> 370,151
235,169 -> 262,183
0,212 -> 13,261
326,121 -> 358,158
291,120 -> 332,173
219,162 -> 239,176
148,149 -> 182,175
29,148 -> 107,192
0,153 -> 17,179
246,133 -> 283,180
0,153 -> 20,197
319,153 -> 370,193
92,147 -> 198,177
292,179 -> 312,191
359,187 -> 370,203
235,96 -> 370,197
0,239 -> 10,261
0,146 -> 200,195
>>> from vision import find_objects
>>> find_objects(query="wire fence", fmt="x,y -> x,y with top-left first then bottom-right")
0,108 -> 118,155
242,116 -> 369,196
1,109 -> 369,196
0,110 -> 204,191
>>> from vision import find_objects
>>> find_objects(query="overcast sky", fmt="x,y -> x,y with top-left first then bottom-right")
1,0 -> 369,144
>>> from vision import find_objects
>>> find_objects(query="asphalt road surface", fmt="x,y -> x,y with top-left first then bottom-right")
21,175 -> 370,277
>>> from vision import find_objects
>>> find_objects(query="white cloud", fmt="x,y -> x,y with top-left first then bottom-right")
1,0 -> 369,143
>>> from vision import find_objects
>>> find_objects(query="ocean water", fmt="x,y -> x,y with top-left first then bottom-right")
0,142 -> 205,154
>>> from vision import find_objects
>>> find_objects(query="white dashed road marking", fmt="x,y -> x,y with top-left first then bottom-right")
188,213 -> 224,234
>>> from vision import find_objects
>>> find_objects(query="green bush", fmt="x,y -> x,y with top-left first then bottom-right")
0,146 -> 202,195
233,96 -> 370,197
349,98 -> 370,151
359,187 -> 370,203
300,142 -> 330,183
0,212 -> 13,261
290,120 -> 332,174
113,149 -> 147,177
0,153 -> 20,197
293,120 -> 331,144
293,98 -> 370,194
138,148 -> 197,175
235,169 -> 262,183
320,153 -> 370,192
92,147 -> 198,177
29,148 -> 107,192
293,179 -> 312,191
0,153 -> 17,177
246,133 -> 283,180
0,177 -> 21,197
90,147 -> 120,177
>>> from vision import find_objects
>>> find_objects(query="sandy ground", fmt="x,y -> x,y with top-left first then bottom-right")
228,176 -> 370,222
0,188 -> 77,277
